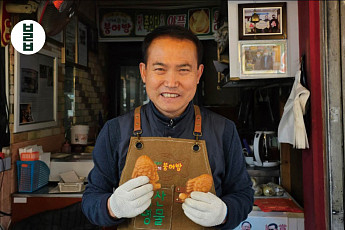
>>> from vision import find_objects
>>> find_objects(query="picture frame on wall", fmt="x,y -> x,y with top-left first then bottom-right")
239,40 -> 288,78
77,20 -> 88,67
64,17 -> 77,64
14,49 -> 58,133
238,2 -> 287,40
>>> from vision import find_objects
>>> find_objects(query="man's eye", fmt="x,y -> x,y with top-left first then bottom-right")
179,69 -> 190,72
155,68 -> 165,72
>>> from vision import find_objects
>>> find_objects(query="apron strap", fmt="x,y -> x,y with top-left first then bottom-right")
133,106 -> 142,136
133,105 -> 202,137
193,105 -> 202,137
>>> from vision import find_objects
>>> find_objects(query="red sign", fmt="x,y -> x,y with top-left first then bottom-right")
0,0 -> 11,47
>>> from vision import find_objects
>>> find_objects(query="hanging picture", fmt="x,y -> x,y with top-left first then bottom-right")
14,49 -> 58,133
239,40 -> 288,78
238,2 -> 287,40
77,20 -> 88,67
64,17 -> 77,63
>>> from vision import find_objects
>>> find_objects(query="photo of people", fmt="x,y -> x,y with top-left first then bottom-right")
233,217 -> 288,230
267,223 -> 279,230
241,220 -> 252,230
21,68 -> 38,94
20,103 -> 34,124
243,7 -> 282,35
241,42 -> 287,75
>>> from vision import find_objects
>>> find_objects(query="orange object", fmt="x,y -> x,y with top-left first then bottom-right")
132,155 -> 161,190
179,174 -> 213,202
20,152 -> 39,161
53,0 -> 64,10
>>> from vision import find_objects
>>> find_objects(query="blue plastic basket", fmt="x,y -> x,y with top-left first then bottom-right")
17,160 -> 50,192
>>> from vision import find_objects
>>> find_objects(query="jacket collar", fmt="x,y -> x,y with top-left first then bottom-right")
149,101 -> 193,126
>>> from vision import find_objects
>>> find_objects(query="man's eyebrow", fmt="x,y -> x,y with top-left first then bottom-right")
177,64 -> 192,68
152,62 -> 166,66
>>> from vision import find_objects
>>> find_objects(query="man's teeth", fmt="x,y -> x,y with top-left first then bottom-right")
162,93 -> 179,98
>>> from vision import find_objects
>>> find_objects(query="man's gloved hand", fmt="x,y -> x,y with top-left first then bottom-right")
182,192 -> 227,227
109,176 -> 153,219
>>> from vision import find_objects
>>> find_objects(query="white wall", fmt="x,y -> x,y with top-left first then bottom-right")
228,1 -> 299,79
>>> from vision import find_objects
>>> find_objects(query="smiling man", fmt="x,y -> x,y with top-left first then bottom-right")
139,35 -> 203,118
82,25 -> 253,230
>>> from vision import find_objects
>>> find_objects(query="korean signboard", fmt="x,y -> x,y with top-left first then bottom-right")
98,6 -> 219,41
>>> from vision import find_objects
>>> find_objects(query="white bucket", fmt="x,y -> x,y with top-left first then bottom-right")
71,125 -> 89,145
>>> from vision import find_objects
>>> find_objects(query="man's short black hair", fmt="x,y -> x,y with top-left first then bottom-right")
142,25 -> 203,66
268,223 -> 278,229
241,221 -> 252,227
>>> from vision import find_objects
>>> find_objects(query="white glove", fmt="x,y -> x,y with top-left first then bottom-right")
109,176 -> 153,218
182,192 -> 227,227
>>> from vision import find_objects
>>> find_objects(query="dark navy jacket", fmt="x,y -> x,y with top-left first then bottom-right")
82,101 -> 254,229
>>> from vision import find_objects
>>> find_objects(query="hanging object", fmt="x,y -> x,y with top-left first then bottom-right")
37,0 -> 79,36
278,70 -> 310,149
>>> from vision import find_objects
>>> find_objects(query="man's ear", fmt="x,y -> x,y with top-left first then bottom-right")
197,64 -> 204,84
139,62 -> 147,83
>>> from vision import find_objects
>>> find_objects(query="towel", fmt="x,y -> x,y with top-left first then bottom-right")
278,70 -> 310,149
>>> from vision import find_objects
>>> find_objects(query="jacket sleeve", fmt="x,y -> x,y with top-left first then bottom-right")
218,120 -> 254,229
81,119 -> 125,226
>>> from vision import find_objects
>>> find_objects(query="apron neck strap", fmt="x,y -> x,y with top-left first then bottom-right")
132,105 -> 202,138
133,106 -> 142,137
193,105 -> 202,138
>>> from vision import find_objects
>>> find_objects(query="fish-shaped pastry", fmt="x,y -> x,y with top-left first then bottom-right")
179,174 -> 213,202
132,155 -> 161,190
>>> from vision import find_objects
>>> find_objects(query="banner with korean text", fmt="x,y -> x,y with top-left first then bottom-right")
98,7 -> 219,41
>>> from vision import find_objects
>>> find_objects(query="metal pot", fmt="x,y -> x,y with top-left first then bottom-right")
253,131 -> 280,167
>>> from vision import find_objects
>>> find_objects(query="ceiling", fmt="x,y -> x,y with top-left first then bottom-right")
96,0 -> 222,9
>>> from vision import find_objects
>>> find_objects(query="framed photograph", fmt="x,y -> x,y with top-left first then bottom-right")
77,20 -> 88,67
14,49 -> 58,133
238,2 -> 287,40
63,17 -> 77,64
239,40 -> 288,78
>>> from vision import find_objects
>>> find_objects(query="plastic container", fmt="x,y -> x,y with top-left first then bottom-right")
20,151 -> 39,161
58,182 -> 85,192
70,125 -> 89,145
17,160 -> 50,192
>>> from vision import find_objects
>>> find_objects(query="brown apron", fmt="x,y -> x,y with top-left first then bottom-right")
118,105 -> 216,230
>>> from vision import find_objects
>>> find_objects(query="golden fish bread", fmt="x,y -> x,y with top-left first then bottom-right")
189,10 -> 209,34
179,174 -> 213,202
132,155 -> 161,190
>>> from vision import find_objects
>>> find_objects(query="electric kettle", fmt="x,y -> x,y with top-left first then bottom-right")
253,131 -> 280,167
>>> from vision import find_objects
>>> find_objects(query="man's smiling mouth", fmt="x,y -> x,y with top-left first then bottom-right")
161,93 -> 179,98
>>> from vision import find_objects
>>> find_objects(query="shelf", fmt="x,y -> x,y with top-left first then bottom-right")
246,165 -> 280,177
220,75 -> 294,88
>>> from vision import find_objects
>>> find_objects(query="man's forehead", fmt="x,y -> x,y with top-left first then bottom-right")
149,36 -> 197,50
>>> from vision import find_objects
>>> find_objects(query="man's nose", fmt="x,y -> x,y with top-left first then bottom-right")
164,71 -> 179,88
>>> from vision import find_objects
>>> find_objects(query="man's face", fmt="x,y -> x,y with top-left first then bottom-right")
241,223 -> 251,230
268,225 -> 277,230
140,36 -> 204,118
